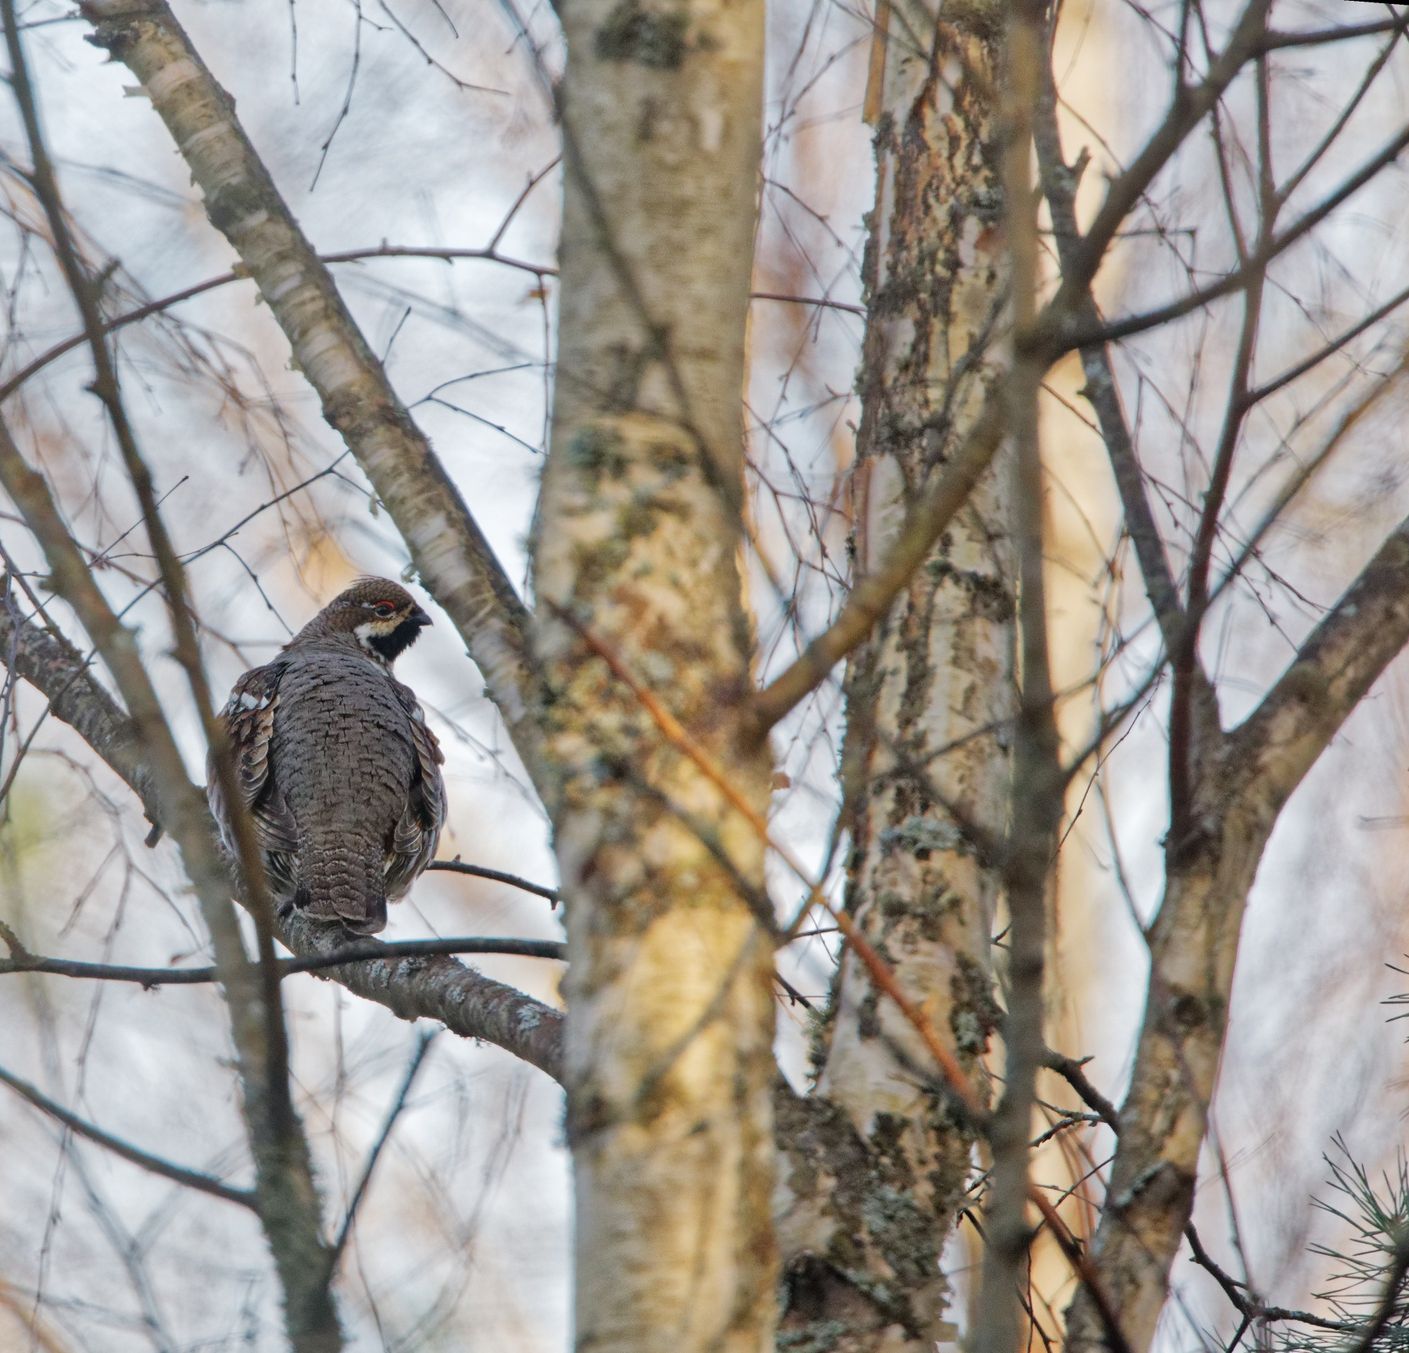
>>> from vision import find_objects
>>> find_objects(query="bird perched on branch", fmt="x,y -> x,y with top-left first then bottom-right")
207,578 -> 446,936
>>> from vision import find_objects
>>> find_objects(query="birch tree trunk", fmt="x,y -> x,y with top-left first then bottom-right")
777,9 -> 1014,1347
529,4 -> 777,1350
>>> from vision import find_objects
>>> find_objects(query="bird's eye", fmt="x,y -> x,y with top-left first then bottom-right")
371,601 -> 397,618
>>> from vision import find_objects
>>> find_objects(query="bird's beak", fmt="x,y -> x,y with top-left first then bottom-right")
410,606 -> 432,628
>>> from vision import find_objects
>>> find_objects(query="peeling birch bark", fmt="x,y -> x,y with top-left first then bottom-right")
782,8 -> 1015,1348
530,1 -> 777,1348
79,0 -> 538,765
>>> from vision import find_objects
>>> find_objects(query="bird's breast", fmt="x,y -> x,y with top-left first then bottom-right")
269,654 -> 417,824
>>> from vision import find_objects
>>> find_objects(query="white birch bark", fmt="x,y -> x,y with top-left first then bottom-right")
529,2 -> 778,1349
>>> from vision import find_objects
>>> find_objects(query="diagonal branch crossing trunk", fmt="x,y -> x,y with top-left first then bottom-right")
530,3 -> 778,1349
778,8 -> 1015,1347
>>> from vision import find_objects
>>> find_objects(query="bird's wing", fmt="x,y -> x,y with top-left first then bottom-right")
208,661 -> 299,892
386,678 -> 447,898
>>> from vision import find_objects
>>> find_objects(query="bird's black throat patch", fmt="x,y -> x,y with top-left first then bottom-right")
368,618 -> 424,664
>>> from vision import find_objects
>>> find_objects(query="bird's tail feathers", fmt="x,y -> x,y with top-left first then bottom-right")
296,838 -> 388,936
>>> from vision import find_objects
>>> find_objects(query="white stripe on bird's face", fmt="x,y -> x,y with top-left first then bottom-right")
354,617 -> 402,662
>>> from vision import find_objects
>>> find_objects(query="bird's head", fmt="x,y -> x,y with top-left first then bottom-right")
317,577 -> 433,665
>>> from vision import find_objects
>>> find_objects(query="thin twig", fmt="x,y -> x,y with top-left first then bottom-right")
426,858 -> 560,906
1042,1049 -> 1119,1131
326,1031 -> 438,1275
1037,0 -> 1272,324
0,935 -> 568,987
1031,68 -> 1186,657
0,1062 -> 256,1209
0,244 -> 553,404
1052,115 -> 1409,353
750,290 -> 866,317
1185,1221 -> 1360,1335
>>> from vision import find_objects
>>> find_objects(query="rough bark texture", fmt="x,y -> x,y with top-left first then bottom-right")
0,602 -> 160,823
279,915 -> 565,1081
80,0 -> 538,763
530,1 -> 777,1349
778,8 -> 1015,1348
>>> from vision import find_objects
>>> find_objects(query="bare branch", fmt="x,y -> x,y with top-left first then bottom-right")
0,244 -> 554,405
326,1032 -> 438,1276
1053,116 -> 1409,353
0,935 -> 568,986
975,10 -> 1068,1348
1184,1221 -> 1362,1337
1232,512 -> 1409,813
750,291 -> 866,317
0,596 -> 159,824
1042,1050 -> 1119,1131
0,1062 -> 256,1210
1246,278 -> 1409,407
278,913 -> 565,1082
1032,64 -> 1186,657
751,385 -> 1007,731
1067,517 -> 1409,1352
1262,17 -> 1406,49
1040,0 -> 1271,324
425,858 -> 560,906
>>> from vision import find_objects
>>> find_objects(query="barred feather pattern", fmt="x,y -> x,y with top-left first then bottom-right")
207,580 -> 445,936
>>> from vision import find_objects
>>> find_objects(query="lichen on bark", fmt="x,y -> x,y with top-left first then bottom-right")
780,13 -> 1015,1348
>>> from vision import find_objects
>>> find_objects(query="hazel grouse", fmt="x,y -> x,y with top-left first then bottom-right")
207,578 -> 446,935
